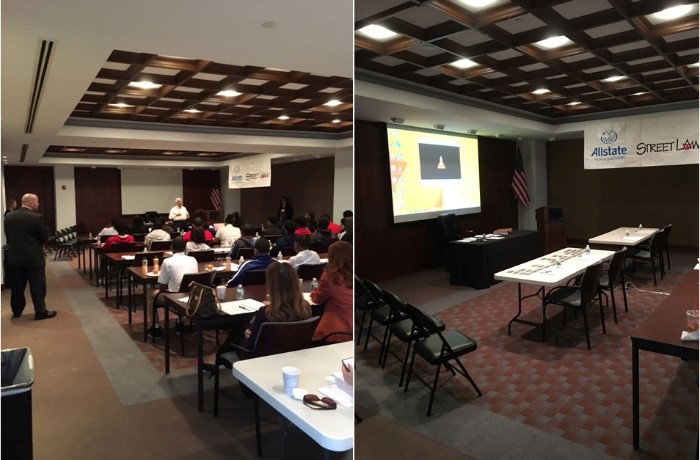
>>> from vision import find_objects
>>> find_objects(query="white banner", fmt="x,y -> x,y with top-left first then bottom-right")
227,155 -> 272,189
584,111 -> 699,169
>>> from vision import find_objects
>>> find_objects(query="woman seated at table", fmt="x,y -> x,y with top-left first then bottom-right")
310,241 -> 353,343
102,221 -> 134,252
216,262 -> 312,362
185,227 -> 211,254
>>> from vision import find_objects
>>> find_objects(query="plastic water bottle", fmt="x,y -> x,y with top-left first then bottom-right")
225,256 -> 231,271
255,231 -> 260,238
277,251 -> 283,261
585,244 -> 590,254
143,246 -> 147,252
311,277 -> 318,290
638,223 -> 643,231
239,255 -> 244,266
236,284 -> 244,300
141,258 -> 148,276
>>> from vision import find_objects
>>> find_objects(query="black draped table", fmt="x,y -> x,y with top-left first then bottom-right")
448,229 -> 542,289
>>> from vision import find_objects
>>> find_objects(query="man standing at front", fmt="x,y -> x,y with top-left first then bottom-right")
169,197 -> 190,231
4,193 -> 56,320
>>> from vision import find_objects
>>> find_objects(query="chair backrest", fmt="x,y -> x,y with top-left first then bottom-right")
150,240 -> 172,251
100,234 -> 112,243
132,233 -> 147,242
579,262 -> 603,305
266,234 -> 280,245
108,242 -> 137,253
252,316 -> 321,357
144,211 -> 158,223
189,250 -> 215,262
648,233 -> 663,254
235,247 -> 254,260
354,275 -> 370,309
133,251 -> 165,266
309,242 -> 329,253
605,247 -> 627,286
405,303 -> 443,339
437,213 -> 459,237
362,279 -> 387,307
662,224 -> 672,242
241,269 -> 267,286
280,246 -> 297,256
296,263 -> 325,280
381,288 -> 409,320
179,271 -> 216,292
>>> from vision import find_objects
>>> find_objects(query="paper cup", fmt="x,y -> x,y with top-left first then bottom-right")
216,285 -> 227,301
282,366 -> 300,395
686,310 -> 699,332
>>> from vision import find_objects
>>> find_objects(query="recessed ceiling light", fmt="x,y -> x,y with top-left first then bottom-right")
217,90 -> 241,97
324,99 -> 342,107
460,0 -> 498,7
184,109 -> 201,113
535,35 -> 573,49
261,21 -> 276,29
108,102 -> 133,108
332,119 -> 341,123
653,5 -> 693,21
532,88 -> 550,95
632,92 -> 647,96
567,101 -> 581,106
689,62 -> 700,68
451,58 -> 478,69
278,115 -> 290,120
128,81 -> 161,90
104,149 -> 127,154
602,76 -> 626,82
358,24 -> 397,41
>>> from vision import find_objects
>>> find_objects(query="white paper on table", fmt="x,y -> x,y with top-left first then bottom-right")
220,299 -> 264,314
636,229 -> 655,234
121,255 -> 136,260
209,266 -> 226,271
303,292 -> 321,305
694,263 -> 699,271
681,330 -> 699,341
319,258 -> 328,264
146,272 -> 159,277
318,373 -> 353,408
456,237 -> 477,243
487,235 -> 504,239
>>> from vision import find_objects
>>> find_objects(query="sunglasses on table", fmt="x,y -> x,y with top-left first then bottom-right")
303,394 -> 337,410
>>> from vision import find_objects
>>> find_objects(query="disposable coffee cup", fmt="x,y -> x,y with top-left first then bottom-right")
686,310 -> 699,332
216,285 -> 227,301
282,366 -> 301,396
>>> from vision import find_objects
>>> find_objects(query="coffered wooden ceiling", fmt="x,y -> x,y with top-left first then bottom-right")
355,0 -> 699,121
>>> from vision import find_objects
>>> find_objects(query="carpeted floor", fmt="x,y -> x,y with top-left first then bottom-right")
356,263 -> 698,459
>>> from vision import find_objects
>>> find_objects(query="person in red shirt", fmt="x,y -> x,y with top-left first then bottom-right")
311,241 -> 353,343
182,217 -> 214,242
102,221 -> 135,252
320,213 -> 342,235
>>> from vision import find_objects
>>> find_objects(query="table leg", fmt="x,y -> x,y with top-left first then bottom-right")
165,304 -> 170,374
89,247 -> 94,281
142,280 -> 149,342
632,340 -> 640,450
254,395 -> 262,456
508,284 -> 544,335
198,321 -> 204,412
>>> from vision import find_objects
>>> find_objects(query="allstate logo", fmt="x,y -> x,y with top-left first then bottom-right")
234,165 -> 241,173
601,130 -> 618,144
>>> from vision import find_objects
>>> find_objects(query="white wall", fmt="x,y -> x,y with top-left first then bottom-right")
220,167 -> 241,217
332,149 -> 353,222
54,165 -> 77,230
517,139 -> 547,231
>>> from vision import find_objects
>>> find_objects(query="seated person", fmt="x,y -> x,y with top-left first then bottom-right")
182,217 -> 214,242
288,235 -> 321,269
150,237 -> 198,337
144,217 -> 171,250
339,217 -> 353,244
185,227 -> 211,254
97,219 -> 119,237
321,213 -> 342,235
194,208 -> 215,234
304,211 -> 318,232
129,215 -> 150,235
294,216 -> 312,235
226,237 -> 274,287
310,216 -> 336,245
102,221 -> 134,252
215,262 -> 312,361
270,220 -> 298,257
228,224 -> 256,259
262,215 -> 283,237
311,241 -> 353,343
215,213 -> 242,248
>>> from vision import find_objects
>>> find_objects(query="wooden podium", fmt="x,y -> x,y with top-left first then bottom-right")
536,206 -> 567,253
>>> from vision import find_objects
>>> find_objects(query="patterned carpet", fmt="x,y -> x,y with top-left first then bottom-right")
381,270 -> 698,459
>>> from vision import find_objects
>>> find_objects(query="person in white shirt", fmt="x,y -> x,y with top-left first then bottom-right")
144,217 -> 171,250
97,220 -> 119,237
214,214 -> 241,247
288,235 -> 321,269
168,197 -> 190,231
150,237 -> 198,337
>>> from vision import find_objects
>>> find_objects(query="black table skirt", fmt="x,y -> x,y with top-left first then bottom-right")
448,230 -> 542,289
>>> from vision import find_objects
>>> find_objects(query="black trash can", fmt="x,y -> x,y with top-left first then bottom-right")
2,347 -> 34,460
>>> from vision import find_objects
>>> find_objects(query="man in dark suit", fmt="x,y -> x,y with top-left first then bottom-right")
4,193 -> 56,320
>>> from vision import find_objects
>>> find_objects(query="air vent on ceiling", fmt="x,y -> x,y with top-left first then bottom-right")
20,144 -> 28,163
25,40 -> 54,134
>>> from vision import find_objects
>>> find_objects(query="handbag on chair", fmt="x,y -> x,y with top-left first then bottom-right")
186,281 -> 220,318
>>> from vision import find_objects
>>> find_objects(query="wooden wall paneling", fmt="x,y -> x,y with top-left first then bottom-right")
74,167 -> 122,235
240,157 -> 335,229
355,121 -> 520,281
547,139 -> 699,247
183,169 -> 220,216
4,166 -> 56,232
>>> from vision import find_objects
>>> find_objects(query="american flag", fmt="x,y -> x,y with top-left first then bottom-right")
511,149 -> 530,206
210,187 -> 222,210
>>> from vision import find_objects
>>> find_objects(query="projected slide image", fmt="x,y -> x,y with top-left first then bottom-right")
387,126 -> 480,223
419,143 -> 461,180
